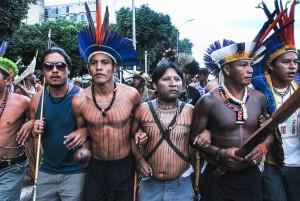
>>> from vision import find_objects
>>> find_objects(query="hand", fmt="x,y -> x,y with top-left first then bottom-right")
221,147 -> 245,170
16,120 -> 34,145
32,119 -> 46,137
140,158 -> 153,176
73,147 -> 91,168
245,146 -> 263,165
193,129 -> 211,148
135,131 -> 148,146
258,113 -> 270,127
64,128 -> 88,150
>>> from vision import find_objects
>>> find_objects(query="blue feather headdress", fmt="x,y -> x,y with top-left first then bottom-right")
0,41 -> 8,56
252,0 -> 299,114
203,39 -> 235,77
78,0 -> 138,66
203,39 -> 265,77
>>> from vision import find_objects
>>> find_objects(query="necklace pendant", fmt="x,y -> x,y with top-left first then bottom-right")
101,109 -> 107,117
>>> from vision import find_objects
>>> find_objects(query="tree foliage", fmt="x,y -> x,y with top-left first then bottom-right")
5,19 -> 87,76
4,4 -> 193,76
0,0 -> 36,39
112,5 -> 193,73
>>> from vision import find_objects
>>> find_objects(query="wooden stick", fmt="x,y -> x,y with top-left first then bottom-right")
32,77 -> 46,201
194,151 -> 201,200
213,87 -> 300,178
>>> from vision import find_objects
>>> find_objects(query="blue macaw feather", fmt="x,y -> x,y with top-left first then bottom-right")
0,41 -> 8,56
203,39 -> 235,77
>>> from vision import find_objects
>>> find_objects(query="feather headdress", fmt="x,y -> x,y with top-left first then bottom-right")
13,53 -> 37,85
78,0 -> 138,66
203,39 -> 235,77
252,0 -> 299,114
0,41 -> 8,56
254,0 -> 298,64
176,53 -> 200,74
0,41 -> 18,77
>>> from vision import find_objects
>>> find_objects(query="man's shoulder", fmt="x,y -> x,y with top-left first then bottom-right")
73,87 -> 90,103
117,83 -> 139,95
248,87 -> 266,101
10,92 -> 30,104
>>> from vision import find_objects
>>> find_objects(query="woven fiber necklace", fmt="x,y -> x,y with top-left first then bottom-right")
219,85 -> 248,124
0,89 -> 9,119
92,82 -> 117,117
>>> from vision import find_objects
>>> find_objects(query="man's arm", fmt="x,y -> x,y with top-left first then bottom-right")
16,96 -> 34,145
191,94 -> 244,168
245,93 -> 274,163
63,93 -> 88,150
130,105 -> 144,162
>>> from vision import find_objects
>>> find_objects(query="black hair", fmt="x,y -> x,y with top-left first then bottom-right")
152,61 -> 184,83
0,68 -> 9,79
42,47 -> 72,70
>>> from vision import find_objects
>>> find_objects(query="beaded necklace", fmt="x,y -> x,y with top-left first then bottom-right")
155,99 -> 180,131
92,82 -> 117,117
273,85 -> 291,103
0,89 -> 9,119
219,85 -> 248,124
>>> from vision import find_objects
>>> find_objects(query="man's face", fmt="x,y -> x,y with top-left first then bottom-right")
26,74 -> 36,84
225,59 -> 253,86
132,75 -> 144,88
0,70 -> 10,91
185,73 -> 196,83
88,53 -> 115,85
198,72 -> 208,82
154,68 -> 183,101
43,52 -> 69,88
269,51 -> 298,83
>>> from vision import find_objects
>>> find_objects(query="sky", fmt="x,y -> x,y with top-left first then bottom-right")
44,0 -> 300,65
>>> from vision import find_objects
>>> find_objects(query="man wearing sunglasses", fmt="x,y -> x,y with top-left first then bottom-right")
30,47 -> 87,201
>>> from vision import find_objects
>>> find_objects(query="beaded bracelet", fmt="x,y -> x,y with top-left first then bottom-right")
258,143 -> 267,155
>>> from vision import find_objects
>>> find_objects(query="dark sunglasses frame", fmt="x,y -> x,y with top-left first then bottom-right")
43,62 -> 67,71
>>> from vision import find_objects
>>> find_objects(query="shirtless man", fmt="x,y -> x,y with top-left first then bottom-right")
191,42 -> 274,201
75,3 -> 140,200
131,61 -> 194,201
0,57 -> 33,200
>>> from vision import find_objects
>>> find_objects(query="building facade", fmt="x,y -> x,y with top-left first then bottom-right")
44,0 -> 96,23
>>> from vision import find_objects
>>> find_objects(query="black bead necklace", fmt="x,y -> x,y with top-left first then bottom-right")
0,89 -> 9,119
92,82 -> 117,117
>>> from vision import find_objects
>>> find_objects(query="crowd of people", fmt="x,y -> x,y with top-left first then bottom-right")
0,0 -> 300,201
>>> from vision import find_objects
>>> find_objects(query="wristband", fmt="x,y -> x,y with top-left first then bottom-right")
258,144 -> 267,155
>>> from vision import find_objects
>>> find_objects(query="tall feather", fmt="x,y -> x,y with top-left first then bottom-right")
95,0 -> 102,45
85,2 -> 95,41
0,41 -> 8,56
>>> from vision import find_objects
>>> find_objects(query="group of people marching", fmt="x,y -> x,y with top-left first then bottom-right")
0,1 -> 300,201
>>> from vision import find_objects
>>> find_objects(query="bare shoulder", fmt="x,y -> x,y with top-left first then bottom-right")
116,83 -> 140,104
248,87 -> 267,103
72,86 -> 90,107
117,83 -> 139,97
205,78 -> 219,93
199,87 -> 219,104
10,92 -> 30,107
180,101 -> 194,112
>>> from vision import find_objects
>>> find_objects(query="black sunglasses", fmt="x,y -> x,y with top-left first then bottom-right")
43,62 -> 67,71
